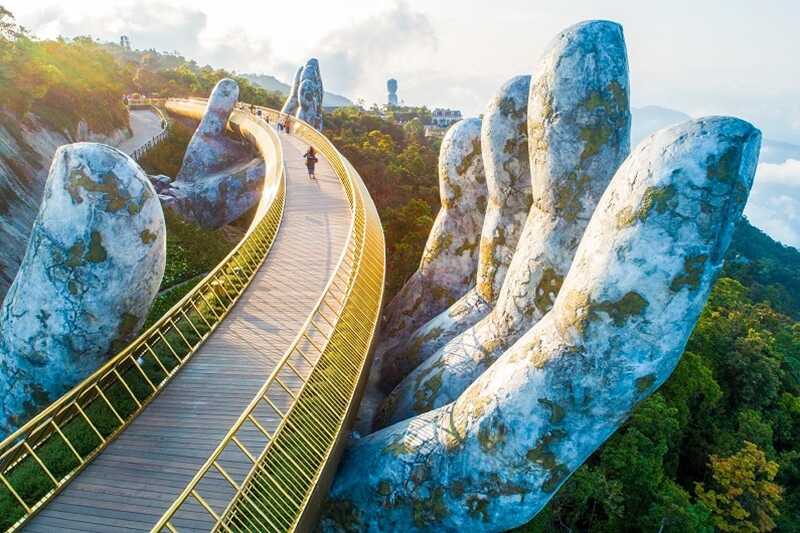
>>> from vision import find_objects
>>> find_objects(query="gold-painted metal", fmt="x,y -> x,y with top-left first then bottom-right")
0,101 -> 286,532
152,106 -> 386,533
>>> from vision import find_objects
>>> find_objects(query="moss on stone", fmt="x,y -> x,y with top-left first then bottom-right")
554,172 -> 592,222
579,124 -> 611,162
413,371 -> 444,413
670,254 -> 708,292
707,145 -> 742,184
67,169 -> 140,214
140,229 -> 158,245
456,138 -> 483,177
322,499 -> 362,532
466,495 -> 490,522
67,280 -> 80,295
592,291 -> 648,326
535,268 -> 564,314
412,486 -> 449,527
477,416 -> 508,453
635,373 -> 657,394
617,184 -> 678,228
86,231 -> 107,263
538,398 -> 566,424
377,479 -> 392,496
66,241 -> 84,268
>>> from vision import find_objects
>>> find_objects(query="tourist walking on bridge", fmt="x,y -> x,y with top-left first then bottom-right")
304,146 -> 318,179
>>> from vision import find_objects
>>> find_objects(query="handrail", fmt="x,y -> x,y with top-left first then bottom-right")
152,105 -> 386,532
0,100 -> 287,532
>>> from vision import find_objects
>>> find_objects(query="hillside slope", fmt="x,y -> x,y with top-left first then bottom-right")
242,73 -> 353,107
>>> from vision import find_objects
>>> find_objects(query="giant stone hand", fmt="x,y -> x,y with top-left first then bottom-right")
0,143 -> 166,438
157,78 -> 265,229
378,75 -> 533,392
324,115 -> 760,533
378,20 -> 631,427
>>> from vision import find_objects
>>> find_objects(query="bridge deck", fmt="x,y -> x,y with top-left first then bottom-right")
117,109 -> 163,155
24,133 -> 351,532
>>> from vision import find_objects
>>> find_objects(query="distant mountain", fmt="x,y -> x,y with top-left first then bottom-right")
632,105 -> 800,163
631,105 -> 692,146
242,73 -> 354,108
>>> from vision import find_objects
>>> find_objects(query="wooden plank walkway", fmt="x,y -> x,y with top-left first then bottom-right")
24,133 -> 351,532
117,109 -> 164,155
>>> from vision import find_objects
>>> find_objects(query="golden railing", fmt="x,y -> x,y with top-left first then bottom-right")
152,105 -> 386,532
0,102 -> 286,532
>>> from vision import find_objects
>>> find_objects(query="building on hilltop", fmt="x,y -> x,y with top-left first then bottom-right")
119,35 -> 131,50
431,108 -> 463,128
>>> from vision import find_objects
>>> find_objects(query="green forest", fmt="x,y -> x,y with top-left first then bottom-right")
0,6 -> 282,137
2,5 -> 800,530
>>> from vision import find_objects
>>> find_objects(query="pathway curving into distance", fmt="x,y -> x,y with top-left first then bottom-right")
23,134 -> 351,532
2,100 -> 386,532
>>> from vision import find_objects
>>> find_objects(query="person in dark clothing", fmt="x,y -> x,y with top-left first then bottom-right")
304,146 -> 318,179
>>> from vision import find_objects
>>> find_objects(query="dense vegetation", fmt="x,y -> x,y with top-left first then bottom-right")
0,7 -> 282,136
325,108 -> 441,297
324,108 -> 800,532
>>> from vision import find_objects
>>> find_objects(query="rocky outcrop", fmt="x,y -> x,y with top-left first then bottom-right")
0,143 -> 166,438
0,113 -> 132,302
379,75 -> 532,392
324,116 -> 761,533
156,78 -> 265,229
378,21 -> 631,427
280,65 -> 304,117
296,59 -> 324,131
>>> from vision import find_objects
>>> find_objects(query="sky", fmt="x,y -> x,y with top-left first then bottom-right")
5,0 -> 800,246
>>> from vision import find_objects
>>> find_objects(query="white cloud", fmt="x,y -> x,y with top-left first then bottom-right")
744,159 -> 800,248
754,159 -> 800,187
17,1 -> 274,73
308,1 -> 437,100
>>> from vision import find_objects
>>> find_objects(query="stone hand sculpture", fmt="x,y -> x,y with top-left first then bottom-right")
0,143 -> 166,438
280,65 -> 304,117
354,118 -> 488,434
379,75 -> 532,392
324,116 -> 760,533
379,118 -> 487,343
296,58 -> 324,131
157,78 -> 265,229
378,20 -> 631,427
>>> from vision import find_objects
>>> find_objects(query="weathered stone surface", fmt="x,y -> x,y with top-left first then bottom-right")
296,58 -> 324,131
378,20 -> 631,426
157,78 -> 265,229
177,79 -> 242,181
380,118 -> 487,344
280,65 -> 304,117
354,118 -> 487,434
0,143 -> 166,438
379,75 -> 532,392
0,112 -> 130,301
324,116 -> 761,532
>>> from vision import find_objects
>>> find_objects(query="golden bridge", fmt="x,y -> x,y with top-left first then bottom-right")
0,99 -> 386,532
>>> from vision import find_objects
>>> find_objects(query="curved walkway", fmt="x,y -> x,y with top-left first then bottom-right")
117,109 -> 164,156
24,133 -> 351,532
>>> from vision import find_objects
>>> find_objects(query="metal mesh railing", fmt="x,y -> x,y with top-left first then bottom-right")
152,106 -> 386,533
0,103 -> 286,533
